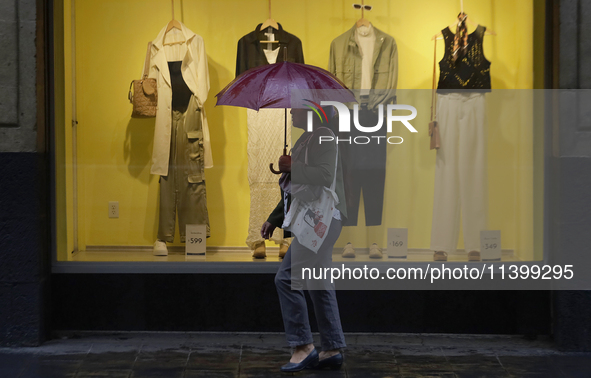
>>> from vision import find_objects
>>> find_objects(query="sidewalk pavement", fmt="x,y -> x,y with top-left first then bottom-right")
0,332 -> 589,377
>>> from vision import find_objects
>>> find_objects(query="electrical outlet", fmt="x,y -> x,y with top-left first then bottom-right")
108,201 -> 119,218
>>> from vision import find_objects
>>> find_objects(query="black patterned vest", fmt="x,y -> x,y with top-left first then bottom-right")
437,25 -> 491,92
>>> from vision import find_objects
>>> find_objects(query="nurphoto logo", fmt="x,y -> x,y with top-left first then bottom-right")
306,101 -> 418,145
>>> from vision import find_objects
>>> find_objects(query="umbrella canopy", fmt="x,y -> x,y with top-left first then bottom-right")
215,61 -> 356,110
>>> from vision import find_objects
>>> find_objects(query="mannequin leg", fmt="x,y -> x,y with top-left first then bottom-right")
430,94 -> 462,254
246,182 -> 284,249
176,101 -> 210,241
246,108 -> 288,255
459,94 -> 488,253
157,110 -> 183,244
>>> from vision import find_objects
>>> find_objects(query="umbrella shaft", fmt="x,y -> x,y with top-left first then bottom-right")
284,108 -> 287,152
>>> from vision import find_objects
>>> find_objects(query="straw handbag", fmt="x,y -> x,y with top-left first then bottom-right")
128,42 -> 157,118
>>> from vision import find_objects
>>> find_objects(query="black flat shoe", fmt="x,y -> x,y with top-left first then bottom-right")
280,348 -> 319,372
315,353 -> 344,370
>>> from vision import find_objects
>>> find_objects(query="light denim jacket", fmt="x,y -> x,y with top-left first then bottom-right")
328,24 -> 398,109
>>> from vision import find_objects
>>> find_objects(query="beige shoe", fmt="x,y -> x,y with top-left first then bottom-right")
153,240 -> 168,256
369,243 -> 383,259
342,242 -> 356,258
252,242 -> 266,259
468,250 -> 481,261
433,251 -> 448,261
279,242 -> 289,259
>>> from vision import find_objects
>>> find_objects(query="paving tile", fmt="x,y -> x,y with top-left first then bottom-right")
345,351 -> 400,376
130,366 -> 184,378
346,348 -> 397,364
448,355 -> 509,377
347,368 -> 400,377
302,369 -> 347,378
238,348 -> 293,377
505,374 -> 565,378
184,370 -> 236,378
73,369 -> 132,378
19,370 -> 76,378
18,359 -> 80,378
88,344 -> 141,354
395,355 -> 450,365
398,374 -> 456,378
85,351 -> 138,361
37,354 -> 88,361
551,355 -> 591,378
133,352 -> 188,373
447,356 -> 502,366
498,356 -> 565,377
394,346 -> 448,356
78,352 -> 137,371
136,350 -> 189,361
0,352 -> 28,364
0,367 -> 26,377
454,369 -> 510,378
133,357 -> 187,368
186,349 -> 240,372
395,355 -> 455,377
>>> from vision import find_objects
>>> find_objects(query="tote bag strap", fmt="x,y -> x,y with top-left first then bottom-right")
302,127 -> 339,191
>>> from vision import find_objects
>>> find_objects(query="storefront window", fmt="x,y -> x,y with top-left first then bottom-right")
51,0 -> 545,272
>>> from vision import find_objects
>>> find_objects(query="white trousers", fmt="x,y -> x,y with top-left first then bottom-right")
430,93 -> 488,253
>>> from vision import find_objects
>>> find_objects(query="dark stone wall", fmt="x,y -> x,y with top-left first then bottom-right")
0,153 -> 50,346
0,0 -> 51,347
51,274 -> 551,336
550,0 -> 591,352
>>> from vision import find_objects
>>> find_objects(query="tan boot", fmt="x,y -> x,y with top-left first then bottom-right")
252,242 -> 266,259
433,251 -> 448,261
468,250 -> 481,261
279,243 -> 289,259
369,243 -> 383,259
342,242 -> 355,258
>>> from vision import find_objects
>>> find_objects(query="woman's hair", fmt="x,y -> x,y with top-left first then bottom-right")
321,105 -> 339,133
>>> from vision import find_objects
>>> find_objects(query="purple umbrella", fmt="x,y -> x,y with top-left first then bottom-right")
215,61 -> 356,173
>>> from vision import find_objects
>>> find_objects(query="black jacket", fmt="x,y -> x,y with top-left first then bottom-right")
266,127 -> 347,233
236,23 -> 305,77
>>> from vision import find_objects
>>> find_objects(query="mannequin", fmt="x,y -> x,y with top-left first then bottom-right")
236,23 -> 304,258
148,22 -> 212,256
328,21 -> 398,258
430,13 -> 492,262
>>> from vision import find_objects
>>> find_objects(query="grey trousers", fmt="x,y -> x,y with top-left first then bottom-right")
274,219 -> 346,350
158,104 -> 210,243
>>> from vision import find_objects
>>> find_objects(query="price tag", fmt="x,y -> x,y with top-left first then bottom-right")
480,230 -> 501,261
186,224 -> 206,255
387,228 -> 408,259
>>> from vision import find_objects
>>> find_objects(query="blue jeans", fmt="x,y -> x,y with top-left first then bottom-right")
274,219 -> 346,350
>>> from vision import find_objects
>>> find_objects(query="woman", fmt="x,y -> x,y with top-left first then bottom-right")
261,106 -> 347,372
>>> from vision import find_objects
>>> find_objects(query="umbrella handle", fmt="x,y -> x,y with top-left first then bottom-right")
269,163 -> 282,175
269,147 -> 289,175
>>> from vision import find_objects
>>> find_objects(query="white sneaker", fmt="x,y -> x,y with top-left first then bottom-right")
153,240 -> 168,256
369,243 -> 383,259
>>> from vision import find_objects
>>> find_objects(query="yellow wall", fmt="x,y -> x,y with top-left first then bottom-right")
56,0 -> 536,258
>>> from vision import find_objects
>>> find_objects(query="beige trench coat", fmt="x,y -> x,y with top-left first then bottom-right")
148,22 -> 213,176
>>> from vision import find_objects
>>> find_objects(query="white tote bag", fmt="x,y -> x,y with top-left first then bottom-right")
282,134 -> 339,253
